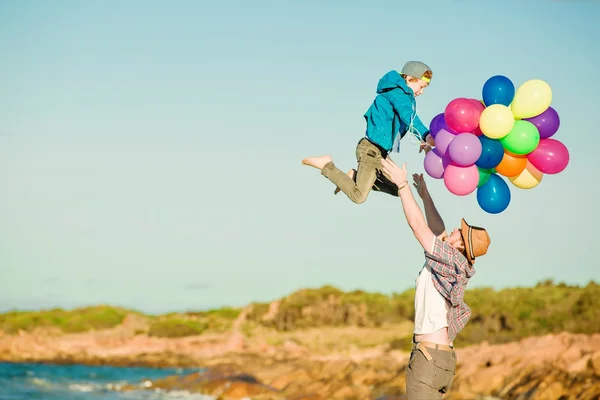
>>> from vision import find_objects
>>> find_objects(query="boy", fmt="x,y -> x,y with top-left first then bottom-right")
302,61 -> 435,204
381,158 -> 492,399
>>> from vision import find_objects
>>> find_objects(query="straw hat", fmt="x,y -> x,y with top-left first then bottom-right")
460,218 -> 491,265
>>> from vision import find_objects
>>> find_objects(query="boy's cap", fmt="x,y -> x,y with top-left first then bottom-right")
401,61 -> 432,83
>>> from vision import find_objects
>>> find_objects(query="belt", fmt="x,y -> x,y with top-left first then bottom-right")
361,137 -> 389,158
412,341 -> 453,361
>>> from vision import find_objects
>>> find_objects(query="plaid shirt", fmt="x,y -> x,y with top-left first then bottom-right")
424,237 -> 475,342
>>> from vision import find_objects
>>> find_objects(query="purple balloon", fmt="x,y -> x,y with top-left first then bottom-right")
448,133 -> 483,167
523,107 -> 560,139
434,128 -> 457,157
424,148 -> 451,179
430,113 -> 457,139
429,113 -> 445,138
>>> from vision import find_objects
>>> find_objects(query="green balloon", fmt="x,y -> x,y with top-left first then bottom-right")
477,167 -> 492,188
500,120 -> 540,155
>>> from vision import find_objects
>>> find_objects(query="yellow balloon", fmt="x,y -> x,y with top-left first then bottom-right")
509,160 -> 543,189
479,104 -> 515,139
511,79 -> 552,119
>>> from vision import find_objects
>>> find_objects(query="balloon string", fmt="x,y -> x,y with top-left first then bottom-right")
407,129 -> 430,149
406,104 -> 429,149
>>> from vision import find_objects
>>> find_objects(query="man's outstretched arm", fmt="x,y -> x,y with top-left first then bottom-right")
412,173 -> 446,237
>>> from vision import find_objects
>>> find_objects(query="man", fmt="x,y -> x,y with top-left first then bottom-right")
381,158 -> 492,399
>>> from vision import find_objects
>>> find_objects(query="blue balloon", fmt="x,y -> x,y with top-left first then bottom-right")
476,173 -> 511,214
482,75 -> 515,107
476,136 -> 504,169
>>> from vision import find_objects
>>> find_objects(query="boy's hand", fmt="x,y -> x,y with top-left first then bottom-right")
427,134 -> 435,147
419,134 -> 435,155
382,157 -> 407,187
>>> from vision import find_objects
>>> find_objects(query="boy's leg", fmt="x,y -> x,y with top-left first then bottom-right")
335,166 -> 400,197
334,169 -> 356,195
321,139 -> 380,204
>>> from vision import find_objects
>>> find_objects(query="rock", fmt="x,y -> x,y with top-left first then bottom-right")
318,359 -> 356,380
331,385 -> 371,400
282,339 -> 308,357
220,381 -> 279,398
227,332 -> 246,351
287,395 -> 326,400
269,368 -> 312,391
535,381 -> 567,400
568,354 -> 592,374
590,352 -> 600,376
350,366 -> 381,386
1,324 -> 600,399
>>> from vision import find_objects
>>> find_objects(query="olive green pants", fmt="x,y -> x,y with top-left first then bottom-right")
321,138 -> 400,204
406,343 -> 457,399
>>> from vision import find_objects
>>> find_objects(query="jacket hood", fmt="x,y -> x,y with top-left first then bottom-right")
376,70 -> 413,95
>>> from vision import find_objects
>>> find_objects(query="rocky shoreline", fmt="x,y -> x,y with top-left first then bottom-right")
2,323 -> 600,399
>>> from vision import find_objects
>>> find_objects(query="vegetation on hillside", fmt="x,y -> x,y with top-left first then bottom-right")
0,305 -> 241,336
0,306 -> 128,334
245,280 -> 600,346
0,281 -> 598,346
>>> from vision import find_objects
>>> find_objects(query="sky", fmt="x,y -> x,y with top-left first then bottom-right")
1,0 -> 599,314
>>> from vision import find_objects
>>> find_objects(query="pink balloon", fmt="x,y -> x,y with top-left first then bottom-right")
448,133 -> 483,167
444,98 -> 482,134
443,164 -> 479,196
434,128 -> 457,157
527,138 -> 570,174
424,148 -> 451,179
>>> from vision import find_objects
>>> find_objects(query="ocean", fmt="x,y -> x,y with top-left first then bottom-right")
0,362 -> 216,400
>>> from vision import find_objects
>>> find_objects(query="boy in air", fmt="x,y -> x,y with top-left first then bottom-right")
302,61 -> 435,203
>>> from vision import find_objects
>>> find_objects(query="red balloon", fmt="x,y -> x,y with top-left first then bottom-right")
469,99 -> 485,135
527,138 -> 570,174
445,98 -> 482,134
469,98 -> 485,112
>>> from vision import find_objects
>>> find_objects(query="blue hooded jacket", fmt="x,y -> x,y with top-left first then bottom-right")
364,70 -> 429,153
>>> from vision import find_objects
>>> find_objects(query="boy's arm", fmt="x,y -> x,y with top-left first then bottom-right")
410,114 -> 430,141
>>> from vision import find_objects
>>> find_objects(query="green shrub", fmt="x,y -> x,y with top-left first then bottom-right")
148,319 -> 208,338
389,336 -> 414,352
187,307 -> 241,319
0,306 -> 127,334
1,281 -> 597,347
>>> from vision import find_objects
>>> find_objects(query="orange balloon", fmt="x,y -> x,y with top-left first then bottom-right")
495,150 -> 527,177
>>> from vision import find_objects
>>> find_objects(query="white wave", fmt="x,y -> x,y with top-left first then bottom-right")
29,377 -> 53,387
68,383 -> 95,392
118,389 -> 217,400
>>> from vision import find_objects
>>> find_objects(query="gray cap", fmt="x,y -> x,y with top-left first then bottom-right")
401,61 -> 432,83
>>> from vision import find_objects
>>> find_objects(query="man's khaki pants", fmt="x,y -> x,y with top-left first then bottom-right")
406,342 -> 457,399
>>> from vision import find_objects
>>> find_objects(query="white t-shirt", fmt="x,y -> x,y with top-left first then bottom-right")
413,236 -> 450,335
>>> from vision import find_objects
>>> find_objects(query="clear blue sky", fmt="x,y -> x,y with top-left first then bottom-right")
1,0 -> 599,314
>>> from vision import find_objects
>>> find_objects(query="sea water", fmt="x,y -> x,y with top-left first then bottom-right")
0,362 -> 215,400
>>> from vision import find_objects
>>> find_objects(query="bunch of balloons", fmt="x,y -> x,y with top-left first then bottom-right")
424,75 -> 569,214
